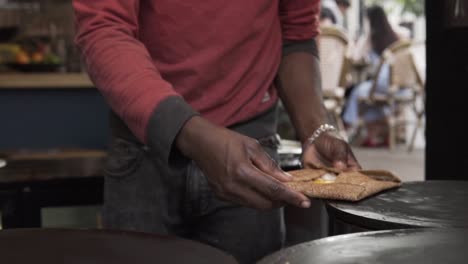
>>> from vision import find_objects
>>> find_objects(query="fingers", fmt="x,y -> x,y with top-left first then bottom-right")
332,140 -> 351,168
250,146 -> 293,182
346,148 -> 362,171
336,143 -> 361,171
302,145 -> 326,169
303,136 -> 361,171
329,148 -> 357,171
332,160 -> 347,170
235,188 -> 280,210
239,165 -> 310,208
215,172 -> 287,210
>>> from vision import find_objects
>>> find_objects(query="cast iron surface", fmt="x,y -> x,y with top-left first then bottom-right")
327,181 -> 468,229
258,228 -> 468,264
0,228 -> 237,263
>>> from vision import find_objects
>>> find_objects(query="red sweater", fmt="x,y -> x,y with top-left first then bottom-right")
74,0 -> 320,143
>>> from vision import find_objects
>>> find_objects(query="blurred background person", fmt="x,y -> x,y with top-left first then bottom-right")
320,6 -> 337,26
342,5 -> 402,147
322,0 -> 351,29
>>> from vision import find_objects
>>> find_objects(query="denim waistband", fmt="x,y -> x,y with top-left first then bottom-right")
110,103 -> 279,145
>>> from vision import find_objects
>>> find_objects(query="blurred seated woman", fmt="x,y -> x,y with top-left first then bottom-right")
343,5 -> 406,147
320,7 -> 337,26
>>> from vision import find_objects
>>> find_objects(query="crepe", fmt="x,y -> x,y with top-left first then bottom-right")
286,168 -> 401,202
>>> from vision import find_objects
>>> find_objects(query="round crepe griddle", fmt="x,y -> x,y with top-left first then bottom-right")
0,228 -> 237,264
326,181 -> 468,229
258,228 -> 468,264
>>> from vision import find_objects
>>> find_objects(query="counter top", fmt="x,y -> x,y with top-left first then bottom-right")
0,149 -> 106,183
0,73 -> 94,89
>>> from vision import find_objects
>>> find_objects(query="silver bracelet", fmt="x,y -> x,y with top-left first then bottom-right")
307,124 -> 337,145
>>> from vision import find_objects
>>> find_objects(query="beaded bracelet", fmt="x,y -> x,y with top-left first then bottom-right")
307,124 -> 337,145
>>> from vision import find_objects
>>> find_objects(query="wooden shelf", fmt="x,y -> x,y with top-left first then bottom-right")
0,149 -> 107,183
0,73 -> 95,89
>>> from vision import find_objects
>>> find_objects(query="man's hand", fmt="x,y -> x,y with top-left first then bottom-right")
276,50 -> 361,172
176,116 -> 311,210
302,132 -> 361,171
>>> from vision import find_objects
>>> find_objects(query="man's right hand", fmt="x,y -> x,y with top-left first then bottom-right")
176,116 -> 310,210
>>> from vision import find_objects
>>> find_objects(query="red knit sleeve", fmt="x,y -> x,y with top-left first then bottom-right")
73,0 -> 186,143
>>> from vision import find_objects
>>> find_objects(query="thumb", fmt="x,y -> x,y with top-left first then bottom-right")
332,142 -> 350,170
346,148 -> 362,171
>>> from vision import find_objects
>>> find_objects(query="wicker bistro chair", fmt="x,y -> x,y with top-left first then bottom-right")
318,26 -> 351,141
357,40 -> 425,151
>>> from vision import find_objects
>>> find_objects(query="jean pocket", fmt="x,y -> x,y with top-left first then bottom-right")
104,138 -> 144,179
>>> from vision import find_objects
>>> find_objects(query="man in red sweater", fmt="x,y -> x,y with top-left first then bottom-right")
74,1 -> 360,263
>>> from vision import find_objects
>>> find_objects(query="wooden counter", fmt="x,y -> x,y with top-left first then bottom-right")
0,73 -> 94,89
0,149 -> 107,183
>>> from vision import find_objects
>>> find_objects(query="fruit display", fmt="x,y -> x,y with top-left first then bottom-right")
0,40 -> 62,72
0,44 -> 21,64
13,49 -> 61,65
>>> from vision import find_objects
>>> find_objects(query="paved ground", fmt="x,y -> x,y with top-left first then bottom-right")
352,147 -> 425,182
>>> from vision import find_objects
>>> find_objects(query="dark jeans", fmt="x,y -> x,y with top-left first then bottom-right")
103,106 -> 284,264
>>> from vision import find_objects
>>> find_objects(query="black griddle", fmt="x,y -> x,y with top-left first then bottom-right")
259,228 -> 468,264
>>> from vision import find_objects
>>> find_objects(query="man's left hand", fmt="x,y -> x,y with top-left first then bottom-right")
301,132 -> 361,171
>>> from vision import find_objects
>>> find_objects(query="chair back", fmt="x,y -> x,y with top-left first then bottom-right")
318,26 -> 350,140
357,40 -> 426,150
318,26 -> 349,95
369,40 -> 425,96
389,41 -> 423,89
409,41 -> 426,87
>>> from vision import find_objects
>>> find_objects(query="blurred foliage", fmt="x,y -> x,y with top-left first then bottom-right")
397,0 -> 424,16
365,0 -> 424,16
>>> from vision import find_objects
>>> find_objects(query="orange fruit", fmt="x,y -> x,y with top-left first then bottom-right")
16,51 -> 30,64
31,52 -> 44,63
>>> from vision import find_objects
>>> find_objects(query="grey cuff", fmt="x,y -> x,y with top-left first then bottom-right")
283,39 -> 319,59
146,96 -> 199,168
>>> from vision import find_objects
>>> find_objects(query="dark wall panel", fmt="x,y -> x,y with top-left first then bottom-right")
0,89 -> 109,150
426,0 -> 468,180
